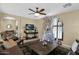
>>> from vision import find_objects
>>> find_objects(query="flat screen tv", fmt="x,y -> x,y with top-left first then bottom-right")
25,24 -> 34,30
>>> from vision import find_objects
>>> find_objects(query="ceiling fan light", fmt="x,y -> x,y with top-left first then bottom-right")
34,13 -> 40,16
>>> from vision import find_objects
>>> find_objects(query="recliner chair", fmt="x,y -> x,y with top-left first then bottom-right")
68,39 -> 79,55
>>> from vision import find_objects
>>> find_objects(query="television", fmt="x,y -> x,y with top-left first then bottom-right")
25,24 -> 34,30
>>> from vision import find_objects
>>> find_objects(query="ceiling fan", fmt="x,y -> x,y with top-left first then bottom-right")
28,7 -> 46,16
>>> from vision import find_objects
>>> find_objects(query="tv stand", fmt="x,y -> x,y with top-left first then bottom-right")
24,24 -> 38,40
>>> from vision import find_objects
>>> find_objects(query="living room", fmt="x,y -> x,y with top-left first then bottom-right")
0,3 -> 79,55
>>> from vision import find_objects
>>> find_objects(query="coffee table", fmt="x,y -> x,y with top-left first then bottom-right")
25,40 -> 58,55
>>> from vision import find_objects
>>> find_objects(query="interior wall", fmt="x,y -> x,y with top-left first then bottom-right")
20,17 -> 44,38
1,10 -> 79,47
1,19 -> 16,31
0,13 -> 2,32
58,10 -> 79,47
0,13 -> 19,31
0,12 -> 44,39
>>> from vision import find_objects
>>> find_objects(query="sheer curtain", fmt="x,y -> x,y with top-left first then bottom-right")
41,16 -> 63,45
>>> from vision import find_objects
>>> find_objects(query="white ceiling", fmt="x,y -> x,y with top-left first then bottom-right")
0,3 -> 79,19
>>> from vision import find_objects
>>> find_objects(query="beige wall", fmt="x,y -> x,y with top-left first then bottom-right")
58,10 -> 79,47
0,13 -> 1,32
0,13 -> 19,31
1,10 -> 79,47
20,17 -> 44,38
0,12 -> 44,39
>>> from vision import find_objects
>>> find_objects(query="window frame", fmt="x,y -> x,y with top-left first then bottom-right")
51,17 -> 63,40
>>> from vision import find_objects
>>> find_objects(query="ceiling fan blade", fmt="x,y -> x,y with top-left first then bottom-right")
38,9 -> 45,12
39,13 -> 46,15
29,8 -> 36,12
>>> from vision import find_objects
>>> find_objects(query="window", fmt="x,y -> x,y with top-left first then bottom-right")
51,16 -> 63,40
58,21 -> 63,40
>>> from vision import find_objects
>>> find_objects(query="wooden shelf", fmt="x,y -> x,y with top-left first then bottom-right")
24,26 -> 38,39
26,36 -> 38,39
25,32 -> 38,34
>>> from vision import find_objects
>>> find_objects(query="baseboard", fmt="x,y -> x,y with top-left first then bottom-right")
62,44 -> 71,49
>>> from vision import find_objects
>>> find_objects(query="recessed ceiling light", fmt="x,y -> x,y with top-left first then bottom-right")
63,3 -> 72,8
4,16 -> 15,20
